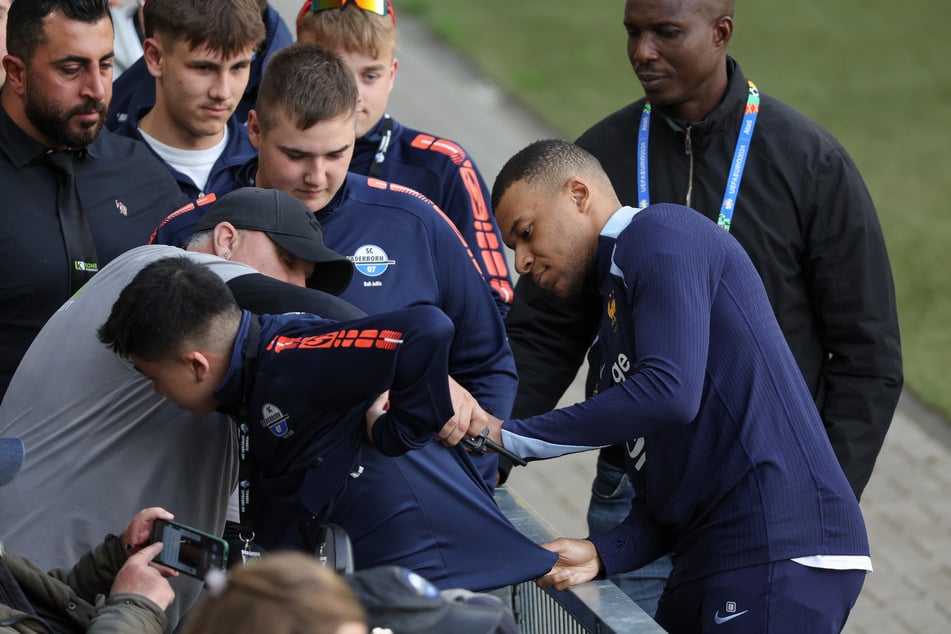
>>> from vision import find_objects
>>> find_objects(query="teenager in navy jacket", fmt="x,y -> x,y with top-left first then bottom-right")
148,43 -> 557,591
98,256 -> 463,551
297,0 -> 514,316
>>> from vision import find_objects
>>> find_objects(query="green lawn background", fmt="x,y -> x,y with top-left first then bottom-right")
402,0 -> 951,419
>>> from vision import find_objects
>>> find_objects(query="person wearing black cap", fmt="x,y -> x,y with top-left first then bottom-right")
1,436 -> 178,633
0,188 -> 363,630
184,187 -> 354,295
96,256 -> 465,555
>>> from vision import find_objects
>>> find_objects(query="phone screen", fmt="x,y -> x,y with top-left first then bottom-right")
150,519 -> 229,579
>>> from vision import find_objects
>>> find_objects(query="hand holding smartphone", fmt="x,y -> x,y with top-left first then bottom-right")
149,519 -> 229,580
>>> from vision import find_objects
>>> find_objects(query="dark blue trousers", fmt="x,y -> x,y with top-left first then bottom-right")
656,559 -> 866,633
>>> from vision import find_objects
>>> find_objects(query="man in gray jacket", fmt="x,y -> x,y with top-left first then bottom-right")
0,437 -> 175,633
0,188 -> 359,630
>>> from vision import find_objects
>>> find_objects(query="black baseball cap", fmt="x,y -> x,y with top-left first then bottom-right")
195,187 -> 353,295
347,566 -> 518,634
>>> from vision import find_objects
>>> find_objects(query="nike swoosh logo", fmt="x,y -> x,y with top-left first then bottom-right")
714,610 -> 749,624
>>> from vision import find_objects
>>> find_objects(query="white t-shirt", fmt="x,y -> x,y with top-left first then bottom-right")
139,126 -> 229,194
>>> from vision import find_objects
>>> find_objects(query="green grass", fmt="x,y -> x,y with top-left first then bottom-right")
402,0 -> 951,419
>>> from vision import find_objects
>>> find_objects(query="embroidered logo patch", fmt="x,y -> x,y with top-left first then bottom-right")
607,292 -> 618,331
350,244 -> 395,278
260,402 -> 293,438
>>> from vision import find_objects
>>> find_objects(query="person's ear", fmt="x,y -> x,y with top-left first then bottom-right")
713,15 -> 733,49
2,56 -> 28,97
388,56 -> 399,91
211,222 -> 240,259
247,109 -> 262,149
142,38 -> 165,79
566,177 -> 591,213
184,351 -> 211,383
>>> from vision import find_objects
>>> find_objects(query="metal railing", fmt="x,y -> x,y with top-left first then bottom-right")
494,487 -> 666,633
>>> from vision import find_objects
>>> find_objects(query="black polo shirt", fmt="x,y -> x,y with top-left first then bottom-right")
0,105 -> 187,398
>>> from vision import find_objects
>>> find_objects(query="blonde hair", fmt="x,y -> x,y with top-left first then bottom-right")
180,552 -> 367,634
297,2 -> 397,60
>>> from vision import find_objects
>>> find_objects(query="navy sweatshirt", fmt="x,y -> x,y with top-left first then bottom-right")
503,204 -> 869,588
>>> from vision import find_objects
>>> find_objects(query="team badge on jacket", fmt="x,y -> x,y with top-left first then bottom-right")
350,244 -> 395,278
260,403 -> 293,438
607,293 -> 618,331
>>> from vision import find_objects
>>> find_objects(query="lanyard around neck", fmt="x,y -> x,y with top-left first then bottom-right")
636,80 -> 760,232
368,114 -> 394,179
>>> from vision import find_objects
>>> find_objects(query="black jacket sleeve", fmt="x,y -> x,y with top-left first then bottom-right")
226,273 -> 366,321
504,275 -> 601,418
805,145 -> 903,499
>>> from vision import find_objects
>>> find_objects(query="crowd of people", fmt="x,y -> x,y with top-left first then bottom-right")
0,0 -> 899,633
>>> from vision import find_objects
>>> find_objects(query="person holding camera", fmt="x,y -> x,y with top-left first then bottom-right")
0,437 -> 177,633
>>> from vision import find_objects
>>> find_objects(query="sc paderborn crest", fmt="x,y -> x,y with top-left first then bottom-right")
260,402 -> 293,438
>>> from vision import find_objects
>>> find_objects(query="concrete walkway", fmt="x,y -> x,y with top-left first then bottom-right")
273,4 -> 951,631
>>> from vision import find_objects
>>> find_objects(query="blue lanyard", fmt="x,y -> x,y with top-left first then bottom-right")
636,81 -> 760,232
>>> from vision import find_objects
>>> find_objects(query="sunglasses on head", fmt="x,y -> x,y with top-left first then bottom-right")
303,0 -> 396,26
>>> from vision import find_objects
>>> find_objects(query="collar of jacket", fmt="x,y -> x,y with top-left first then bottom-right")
213,310 -> 255,419
354,113 -> 403,157
0,104 -> 103,167
657,56 -> 750,143
358,114 -> 388,150
314,171 -> 355,219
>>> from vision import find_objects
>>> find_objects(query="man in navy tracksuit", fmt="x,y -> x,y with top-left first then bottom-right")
107,0 -> 271,199
297,0 -> 514,317
148,43 -> 557,592
483,140 -> 870,633
98,256 -> 463,551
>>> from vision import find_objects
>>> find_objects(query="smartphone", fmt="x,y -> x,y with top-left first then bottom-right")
150,519 -> 229,580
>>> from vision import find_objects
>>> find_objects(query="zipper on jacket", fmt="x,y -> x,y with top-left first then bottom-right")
684,125 -> 695,208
